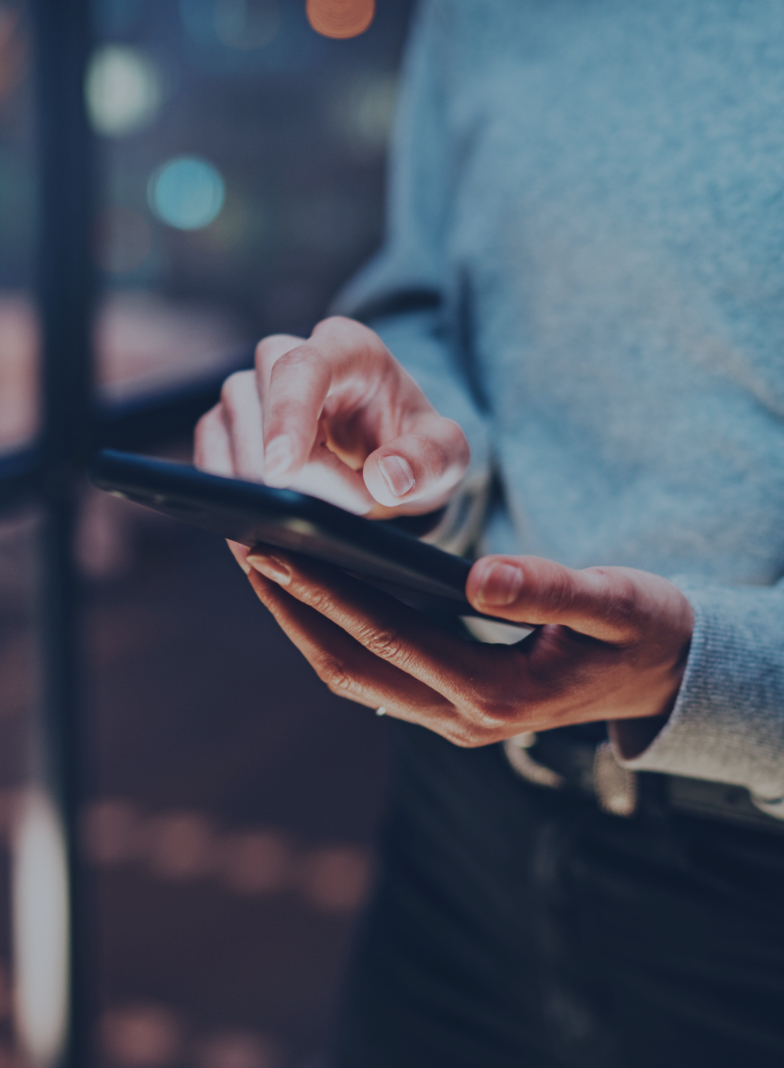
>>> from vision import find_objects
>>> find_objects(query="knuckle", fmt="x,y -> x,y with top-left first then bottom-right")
300,585 -> 333,616
272,345 -> 322,378
360,625 -> 408,665
589,568 -> 640,632
313,654 -> 354,694
404,432 -> 446,480
547,566 -> 577,614
611,574 -> 641,620
422,436 -> 448,481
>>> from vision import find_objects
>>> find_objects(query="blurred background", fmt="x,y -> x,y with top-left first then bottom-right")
0,0 -> 415,1064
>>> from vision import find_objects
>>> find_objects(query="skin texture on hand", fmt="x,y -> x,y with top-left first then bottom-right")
193,316 -> 470,518
233,547 -> 695,748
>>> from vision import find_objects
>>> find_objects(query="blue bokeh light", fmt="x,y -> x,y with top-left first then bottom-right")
147,156 -> 226,230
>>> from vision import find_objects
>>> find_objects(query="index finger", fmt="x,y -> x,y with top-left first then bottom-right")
258,318 -> 389,486
245,546 -> 502,710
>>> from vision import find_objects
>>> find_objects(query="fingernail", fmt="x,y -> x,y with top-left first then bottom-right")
237,555 -> 251,574
264,436 -> 294,481
477,562 -> 523,606
247,552 -> 291,585
378,455 -> 415,497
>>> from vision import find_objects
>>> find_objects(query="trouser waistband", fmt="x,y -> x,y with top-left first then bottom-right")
503,730 -> 784,835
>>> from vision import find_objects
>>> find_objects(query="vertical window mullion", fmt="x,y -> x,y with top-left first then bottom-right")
32,0 -> 96,1064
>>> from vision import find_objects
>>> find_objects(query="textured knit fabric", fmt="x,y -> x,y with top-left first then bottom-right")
335,0 -> 784,806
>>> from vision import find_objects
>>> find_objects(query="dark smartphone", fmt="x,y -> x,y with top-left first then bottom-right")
89,449 -> 520,624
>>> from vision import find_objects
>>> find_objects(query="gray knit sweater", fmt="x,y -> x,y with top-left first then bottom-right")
336,0 -> 784,814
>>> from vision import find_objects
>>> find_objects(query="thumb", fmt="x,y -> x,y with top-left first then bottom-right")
466,555 -> 657,643
363,412 -> 470,510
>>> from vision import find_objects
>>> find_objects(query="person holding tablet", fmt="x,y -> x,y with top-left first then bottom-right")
195,2 -> 784,1065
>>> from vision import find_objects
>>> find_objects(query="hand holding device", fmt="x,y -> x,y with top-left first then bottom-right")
243,547 -> 695,751
190,316 -> 692,749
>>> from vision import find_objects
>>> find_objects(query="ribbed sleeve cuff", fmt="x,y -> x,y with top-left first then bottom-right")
609,582 -> 784,808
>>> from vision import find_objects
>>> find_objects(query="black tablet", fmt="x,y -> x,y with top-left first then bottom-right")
89,449 -> 519,625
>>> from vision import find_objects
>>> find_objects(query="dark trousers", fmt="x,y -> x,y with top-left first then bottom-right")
331,721 -> 784,1068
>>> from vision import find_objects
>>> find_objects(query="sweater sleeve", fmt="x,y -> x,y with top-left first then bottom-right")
332,0 -> 492,553
609,580 -> 784,817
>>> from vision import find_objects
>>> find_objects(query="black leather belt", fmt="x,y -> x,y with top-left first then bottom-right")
503,730 -> 784,835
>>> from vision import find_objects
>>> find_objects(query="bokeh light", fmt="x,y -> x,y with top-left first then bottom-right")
143,811 -> 217,880
148,155 -> 226,230
219,830 -> 291,895
214,0 -> 280,50
196,1030 -> 280,1068
0,6 -> 27,103
333,72 -> 397,157
100,1004 -> 184,1068
0,294 -> 39,451
85,44 -> 162,137
298,845 -> 371,912
81,798 -> 142,864
306,0 -> 375,40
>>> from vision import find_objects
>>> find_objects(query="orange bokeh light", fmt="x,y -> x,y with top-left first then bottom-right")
306,0 -> 375,40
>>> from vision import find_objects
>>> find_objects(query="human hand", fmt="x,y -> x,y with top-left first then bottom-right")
194,316 -> 469,517
237,548 -> 695,747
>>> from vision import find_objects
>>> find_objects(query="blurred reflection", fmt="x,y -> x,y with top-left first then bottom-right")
11,792 -> 69,1068
147,156 -> 226,231
85,45 -> 162,138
